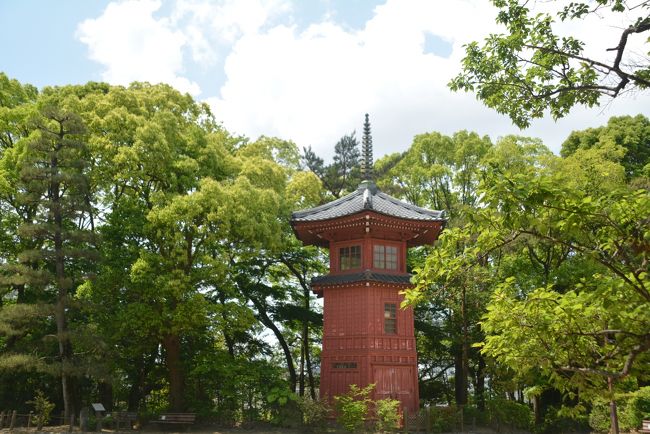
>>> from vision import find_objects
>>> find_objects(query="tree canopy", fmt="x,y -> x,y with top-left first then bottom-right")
450,0 -> 650,127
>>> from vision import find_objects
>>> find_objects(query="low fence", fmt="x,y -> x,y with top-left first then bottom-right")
0,410 -> 74,431
403,406 -> 473,433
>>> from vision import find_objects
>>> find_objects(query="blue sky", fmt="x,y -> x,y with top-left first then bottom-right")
1,2 -> 102,87
1,0 -> 647,159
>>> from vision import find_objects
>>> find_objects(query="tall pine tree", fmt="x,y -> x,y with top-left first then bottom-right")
12,101 -> 96,420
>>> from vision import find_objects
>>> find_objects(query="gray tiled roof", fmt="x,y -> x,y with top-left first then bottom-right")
312,270 -> 413,286
292,181 -> 445,222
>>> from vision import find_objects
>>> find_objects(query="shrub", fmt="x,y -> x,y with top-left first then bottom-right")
622,386 -> 650,429
266,386 -> 300,427
486,398 -> 533,431
590,387 -> 650,433
428,406 -> 458,433
462,405 -> 488,427
589,399 -> 620,433
538,406 -> 589,434
27,390 -> 55,430
298,395 -> 330,429
375,398 -> 400,432
334,384 -> 374,432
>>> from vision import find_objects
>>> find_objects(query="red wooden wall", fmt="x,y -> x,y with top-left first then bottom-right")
319,282 -> 419,412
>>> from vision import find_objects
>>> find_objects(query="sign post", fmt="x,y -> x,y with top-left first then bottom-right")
91,404 -> 105,432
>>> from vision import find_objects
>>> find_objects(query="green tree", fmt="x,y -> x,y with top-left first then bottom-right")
334,384 -> 374,432
378,130 -> 491,216
84,85 -> 292,412
303,132 -> 360,199
1,95 -> 98,420
409,140 -> 649,433
450,0 -> 650,127
562,114 -> 650,179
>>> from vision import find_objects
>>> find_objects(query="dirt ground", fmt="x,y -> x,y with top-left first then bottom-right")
0,427 -> 529,434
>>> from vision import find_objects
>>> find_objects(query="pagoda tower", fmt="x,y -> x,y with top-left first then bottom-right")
291,115 -> 446,412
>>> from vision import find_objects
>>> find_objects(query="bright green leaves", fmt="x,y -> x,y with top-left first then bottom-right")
450,0 -> 649,127
378,130 -> 491,216
286,171 -> 323,210
267,386 -> 297,406
482,276 -> 650,399
561,114 -> 650,180
410,131 -> 649,408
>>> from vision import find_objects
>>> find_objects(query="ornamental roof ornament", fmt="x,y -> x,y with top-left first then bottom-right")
361,113 -> 373,181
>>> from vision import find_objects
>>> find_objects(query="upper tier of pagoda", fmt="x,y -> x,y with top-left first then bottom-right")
291,114 -> 446,247
291,180 -> 445,247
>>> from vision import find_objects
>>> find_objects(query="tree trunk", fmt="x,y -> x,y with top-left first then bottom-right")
608,377 -> 620,434
98,381 -> 113,412
52,151 -> 75,421
305,333 -> 316,400
454,287 -> 469,406
127,381 -> 141,412
299,291 -> 310,397
533,395 -> 542,426
454,348 -> 467,405
251,297 -> 297,392
127,354 -> 154,411
475,354 -> 486,411
163,334 -> 185,412
217,293 -> 236,357
299,332 -> 305,396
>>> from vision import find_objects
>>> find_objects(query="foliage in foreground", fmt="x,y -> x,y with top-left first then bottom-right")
589,387 -> 650,433
27,390 -> 56,430
450,0 -> 650,127
335,384 -> 375,432
374,398 -> 401,433
485,398 -> 533,432
407,133 -> 649,432
332,384 -> 403,433
297,395 -> 331,429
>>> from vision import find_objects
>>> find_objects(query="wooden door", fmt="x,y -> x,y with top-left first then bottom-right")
372,365 -> 415,403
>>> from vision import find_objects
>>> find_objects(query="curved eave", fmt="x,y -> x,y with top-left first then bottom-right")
291,181 -> 445,223
311,270 -> 414,296
291,209 -> 445,247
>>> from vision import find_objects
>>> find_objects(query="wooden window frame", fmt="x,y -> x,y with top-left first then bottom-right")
339,245 -> 361,271
384,302 -> 397,334
373,244 -> 398,270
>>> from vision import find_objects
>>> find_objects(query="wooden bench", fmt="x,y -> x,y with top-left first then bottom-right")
152,413 -> 196,429
112,411 -> 138,430
640,419 -> 650,434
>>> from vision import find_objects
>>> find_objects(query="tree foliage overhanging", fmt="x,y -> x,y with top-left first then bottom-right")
450,0 -> 650,128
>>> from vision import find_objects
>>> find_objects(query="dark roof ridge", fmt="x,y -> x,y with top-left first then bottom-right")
291,180 -> 445,222
311,269 -> 413,286
375,190 -> 441,219
292,186 -> 364,219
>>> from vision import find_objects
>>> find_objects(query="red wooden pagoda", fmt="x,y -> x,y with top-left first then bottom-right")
291,115 -> 446,413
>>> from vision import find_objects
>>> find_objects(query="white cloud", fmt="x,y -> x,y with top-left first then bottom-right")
76,0 -> 649,157
208,0 -> 506,157
77,0 -> 290,96
77,0 -> 201,95
209,0 -> 649,157
171,0 -> 291,64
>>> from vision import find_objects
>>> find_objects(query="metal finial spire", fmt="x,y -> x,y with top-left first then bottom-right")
361,113 -> 373,181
